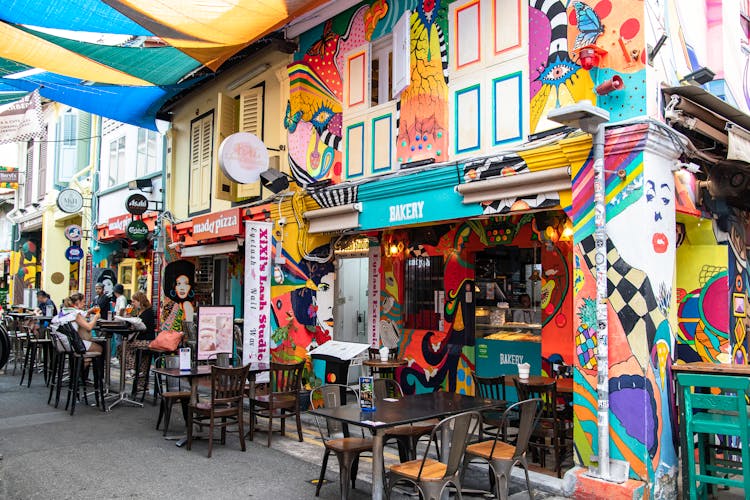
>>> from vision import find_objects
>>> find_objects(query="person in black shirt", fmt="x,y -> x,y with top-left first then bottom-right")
125,291 -> 157,379
88,282 -> 113,316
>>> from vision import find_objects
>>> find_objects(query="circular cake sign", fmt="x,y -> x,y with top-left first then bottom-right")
125,193 -> 148,215
218,132 -> 269,184
64,224 -> 82,242
57,188 -> 84,213
65,245 -> 84,263
127,220 -> 149,241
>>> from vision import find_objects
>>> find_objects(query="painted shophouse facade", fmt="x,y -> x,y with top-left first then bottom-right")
262,0 -> 750,497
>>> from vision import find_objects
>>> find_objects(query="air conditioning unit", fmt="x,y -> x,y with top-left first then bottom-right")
195,256 -> 213,283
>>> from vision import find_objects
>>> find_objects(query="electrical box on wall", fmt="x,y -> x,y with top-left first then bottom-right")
196,256 -> 213,283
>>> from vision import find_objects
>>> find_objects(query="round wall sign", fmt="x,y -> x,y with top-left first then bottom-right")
64,224 -> 83,242
127,220 -> 149,241
57,188 -> 84,213
65,245 -> 84,263
50,272 -> 65,285
218,132 -> 269,184
125,193 -> 149,215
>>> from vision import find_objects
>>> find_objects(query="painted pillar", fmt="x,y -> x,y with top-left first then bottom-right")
568,123 -> 682,498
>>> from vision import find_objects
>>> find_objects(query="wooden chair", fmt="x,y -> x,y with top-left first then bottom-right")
677,372 -> 750,499
154,361 -> 191,436
367,347 -> 398,378
373,378 -> 438,462
387,410 -> 481,500
471,372 -> 517,442
309,384 -> 373,499
186,364 -> 250,458
514,378 -> 571,478
249,361 -> 304,447
464,398 -> 541,500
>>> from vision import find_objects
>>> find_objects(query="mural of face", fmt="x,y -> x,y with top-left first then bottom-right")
315,271 -> 335,333
102,277 -> 115,296
175,274 -> 191,300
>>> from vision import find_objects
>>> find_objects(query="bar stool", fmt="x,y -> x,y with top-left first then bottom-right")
677,372 -> 750,499
65,350 -> 106,415
19,327 -> 52,387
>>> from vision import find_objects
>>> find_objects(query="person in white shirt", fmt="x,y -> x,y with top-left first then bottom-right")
512,293 -> 541,324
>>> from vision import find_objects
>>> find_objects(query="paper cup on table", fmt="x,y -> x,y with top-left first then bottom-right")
379,346 -> 389,361
517,363 -> 530,379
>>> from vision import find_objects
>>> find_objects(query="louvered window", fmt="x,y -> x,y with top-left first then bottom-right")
24,140 -> 34,206
236,87 -> 265,200
37,127 -> 48,201
188,112 -> 214,214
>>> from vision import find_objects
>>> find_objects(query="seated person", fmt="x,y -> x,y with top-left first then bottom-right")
511,293 -> 541,324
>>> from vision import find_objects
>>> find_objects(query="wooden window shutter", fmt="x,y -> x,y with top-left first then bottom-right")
189,113 -> 213,213
392,10 -> 411,98
76,112 -> 91,171
214,93 -> 239,201
25,140 -> 34,205
236,87 -> 264,200
38,127 -> 48,201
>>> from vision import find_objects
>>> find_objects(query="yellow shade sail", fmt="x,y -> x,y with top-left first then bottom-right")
0,22 -> 152,86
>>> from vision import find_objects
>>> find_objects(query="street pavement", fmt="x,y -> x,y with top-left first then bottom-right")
0,366 -> 566,499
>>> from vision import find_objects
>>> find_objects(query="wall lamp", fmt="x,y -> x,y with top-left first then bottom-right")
260,169 -> 292,194
128,178 -> 153,193
226,63 -> 271,91
575,45 -> 608,71
681,67 -> 715,86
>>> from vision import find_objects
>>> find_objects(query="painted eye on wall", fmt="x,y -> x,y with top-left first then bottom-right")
537,58 -> 578,86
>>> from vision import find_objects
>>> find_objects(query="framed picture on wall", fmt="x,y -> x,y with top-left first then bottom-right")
732,293 -> 746,318
197,305 -> 235,360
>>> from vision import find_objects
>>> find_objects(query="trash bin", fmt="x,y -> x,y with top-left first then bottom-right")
310,353 -> 351,385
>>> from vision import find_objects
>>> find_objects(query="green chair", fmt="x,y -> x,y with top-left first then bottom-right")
677,372 -> 750,499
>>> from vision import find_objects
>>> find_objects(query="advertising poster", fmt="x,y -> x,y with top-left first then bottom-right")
244,221 -> 272,366
197,305 -> 235,360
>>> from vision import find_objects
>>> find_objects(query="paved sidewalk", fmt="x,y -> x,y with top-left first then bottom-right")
0,366 -> 566,499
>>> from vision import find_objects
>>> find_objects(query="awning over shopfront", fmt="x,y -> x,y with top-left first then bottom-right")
303,203 -> 361,233
180,240 -> 238,258
457,166 -> 571,204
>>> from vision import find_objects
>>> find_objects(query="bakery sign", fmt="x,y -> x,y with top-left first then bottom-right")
192,208 -> 242,242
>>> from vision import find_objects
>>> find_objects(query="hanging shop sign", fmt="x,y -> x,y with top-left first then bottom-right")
126,220 -> 149,241
191,208 -> 242,242
367,246 -> 381,347
65,245 -> 84,263
125,193 -> 149,215
0,166 -> 19,189
218,132 -> 269,184
56,188 -> 84,214
244,220 -> 272,366
64,224 -> 83,242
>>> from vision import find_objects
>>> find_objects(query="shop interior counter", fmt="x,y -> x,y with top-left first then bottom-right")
475,305 -> 542,381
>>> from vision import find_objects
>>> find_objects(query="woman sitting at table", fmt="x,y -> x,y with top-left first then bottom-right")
56,292 -> 102,355
124,291 -> 156,380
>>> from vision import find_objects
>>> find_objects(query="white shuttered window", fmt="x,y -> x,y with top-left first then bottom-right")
189,112 -> 213,214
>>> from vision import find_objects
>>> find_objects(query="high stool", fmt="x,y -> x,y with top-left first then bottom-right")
677,372 -> 750,499
19,331 -> 51,387
66,351 -> 106,415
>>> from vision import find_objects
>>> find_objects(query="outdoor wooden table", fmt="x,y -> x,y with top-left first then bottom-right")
96,320 -> 141,410
308,391 -> 501,500
362,358 -> 407,378
672,361 -> 750,496
153,363 -> 270,446
504,375 -> 574,394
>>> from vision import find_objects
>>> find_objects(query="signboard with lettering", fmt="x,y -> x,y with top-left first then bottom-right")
243,221 -> 272,366
57,188 -> 84,214
218,132 -> 269,183
125,193 -> 149,215
65,245 -> 84,263
367,246 -> 381,347
19,216 -> 42,232
127,220 -> 149,241
0,166 -> 19,189
64,224 -> 82,242
358,167 -> 480,230
192,208 -> 242,242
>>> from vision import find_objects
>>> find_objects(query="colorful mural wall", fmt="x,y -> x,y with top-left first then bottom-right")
287,0 -> 449,184
529,0 -> 646,134
10,238 -> 40,305
381,215 -> 574,396
568,125 -> 679,496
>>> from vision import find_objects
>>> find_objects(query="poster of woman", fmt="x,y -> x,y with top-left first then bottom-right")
197,305 -> 235,360
161,260 -> 196,331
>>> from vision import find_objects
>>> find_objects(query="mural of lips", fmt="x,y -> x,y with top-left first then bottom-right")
652,233 -> 668,253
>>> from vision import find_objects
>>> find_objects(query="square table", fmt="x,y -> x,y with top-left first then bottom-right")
153,363 -> 270,447
308,391 -> 502,500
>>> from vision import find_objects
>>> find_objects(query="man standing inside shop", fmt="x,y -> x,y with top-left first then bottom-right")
89,282 -> 112,315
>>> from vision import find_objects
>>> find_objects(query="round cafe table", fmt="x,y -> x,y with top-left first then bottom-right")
96,319 -> 142,410
362,358 -> 407,379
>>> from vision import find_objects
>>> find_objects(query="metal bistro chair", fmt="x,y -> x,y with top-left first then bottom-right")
373,378 -> 439,462
471,372 -> 517,443
186,364 -> 250,458
464,398 -> 542,500
309,384 -> 374,499
677,372 -> 750,499
387,411 -> 481,500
